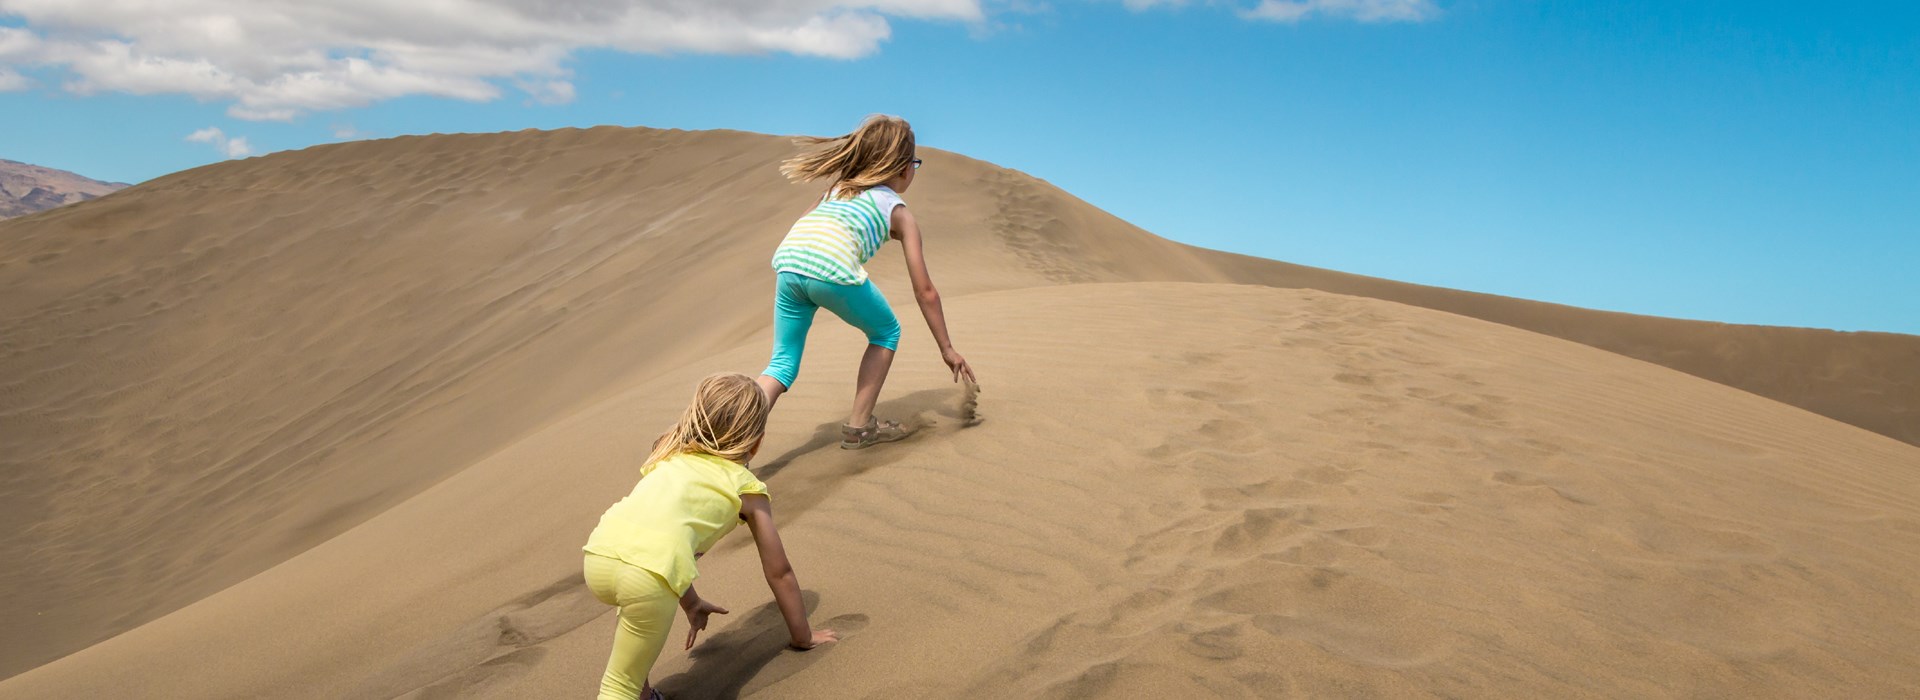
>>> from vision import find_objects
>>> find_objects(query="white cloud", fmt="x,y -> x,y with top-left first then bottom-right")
185,126 -> 254,159
518,78 -> 576,106
0,26 -> 37,58
1118,0 -> 1437,21
330,122 -> 365,140
223,136 -> 253,158
231,106 -> 297,121
0,0 -> 985,120
1240,0 -> 1439,23
0,66 -> 28,91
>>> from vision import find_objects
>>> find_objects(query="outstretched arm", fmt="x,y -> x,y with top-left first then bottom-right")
742,494 -> 837,649
893,206 -> 977,384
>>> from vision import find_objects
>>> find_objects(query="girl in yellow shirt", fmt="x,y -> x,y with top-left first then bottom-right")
583,373 -> 837,700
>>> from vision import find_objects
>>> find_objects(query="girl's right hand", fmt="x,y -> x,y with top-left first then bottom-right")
682,597 -> 730,650
792,628 -> 840,650
941,347 -> 976,384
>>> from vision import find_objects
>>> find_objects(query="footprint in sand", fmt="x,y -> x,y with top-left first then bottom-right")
1190,566 -> 1450,668
1211,507 -> 1307,556
1491,470 -> 1594,505
827,612 -> 871,632
1296,463 -> 1358,486
1179,621 -> 1246,660
1328,526 -> 1389,550
1403,491 -> 1457,514
1251,613 -> 1444,668
357,574 -> 608,698
1200,476 -> 1346,510
1332,372 -> 1374,387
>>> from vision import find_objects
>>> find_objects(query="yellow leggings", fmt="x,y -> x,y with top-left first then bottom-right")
583,554 -> 679,700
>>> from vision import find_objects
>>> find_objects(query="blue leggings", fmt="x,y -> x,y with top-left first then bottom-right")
761,271 -> 902,388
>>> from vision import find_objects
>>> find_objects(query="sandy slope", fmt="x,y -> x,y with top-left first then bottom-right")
4,283 -> 1917,699
2,126 -> 1917,696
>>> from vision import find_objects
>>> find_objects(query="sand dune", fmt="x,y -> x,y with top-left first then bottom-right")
5,283 -> 1918,698
2,127 -> 1917,697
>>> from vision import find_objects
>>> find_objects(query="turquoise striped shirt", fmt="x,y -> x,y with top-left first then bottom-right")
771,185 -> 904,285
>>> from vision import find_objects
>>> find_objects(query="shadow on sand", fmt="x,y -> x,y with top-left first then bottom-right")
654,592 -> 870,700
739,385 -> 980,525
752,383 -> 980,481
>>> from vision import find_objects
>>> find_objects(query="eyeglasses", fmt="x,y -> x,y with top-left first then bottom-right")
911,158 -> 922,170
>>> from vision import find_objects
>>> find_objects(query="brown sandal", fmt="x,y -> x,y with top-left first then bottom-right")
841,417 -> 910,450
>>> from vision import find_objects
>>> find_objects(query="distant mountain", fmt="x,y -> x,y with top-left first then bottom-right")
0,159 -> 128,220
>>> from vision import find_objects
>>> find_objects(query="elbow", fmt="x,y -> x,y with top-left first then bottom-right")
916,288 -> 941,306
763,561 -> 796,584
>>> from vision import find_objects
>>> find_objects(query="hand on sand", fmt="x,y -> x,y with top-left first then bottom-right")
790,629 -> 839,651
942,347 -> 977,385
682,598 -> 730,650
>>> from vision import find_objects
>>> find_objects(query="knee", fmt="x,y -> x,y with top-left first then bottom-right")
599,676 -> 643,700
869,319 -> 902,351
762,362 -> 798,389
765,340 -> 803,389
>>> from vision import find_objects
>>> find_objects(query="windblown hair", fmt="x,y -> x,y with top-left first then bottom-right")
780,114 -> 916,200
640,373 -> 771,474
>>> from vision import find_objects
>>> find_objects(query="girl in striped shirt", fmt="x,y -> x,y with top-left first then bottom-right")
756,115 -> 976,449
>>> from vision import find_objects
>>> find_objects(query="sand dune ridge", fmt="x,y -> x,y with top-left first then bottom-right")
2,127 -> 1916,697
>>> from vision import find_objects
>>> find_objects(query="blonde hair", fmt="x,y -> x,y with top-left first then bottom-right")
640,373 -> 771,474
780,114 -> 916,200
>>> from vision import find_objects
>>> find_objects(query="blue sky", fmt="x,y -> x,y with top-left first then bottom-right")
2,0 -> 1915,333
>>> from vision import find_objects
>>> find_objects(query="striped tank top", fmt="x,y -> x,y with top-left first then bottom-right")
770,185 -> 905,285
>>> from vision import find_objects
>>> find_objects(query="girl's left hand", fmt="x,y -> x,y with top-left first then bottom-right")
941,347 -> 976,384
683,598 -> 731,649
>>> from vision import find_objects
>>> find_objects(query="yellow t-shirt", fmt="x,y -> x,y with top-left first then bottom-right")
583,452 -> 769,595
